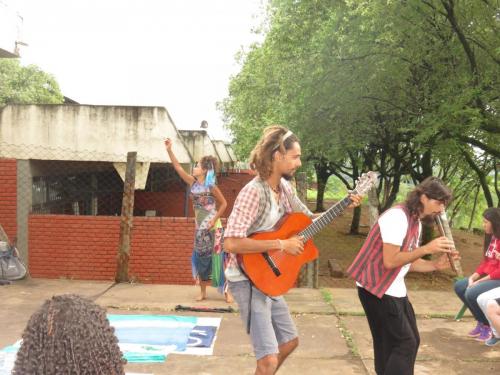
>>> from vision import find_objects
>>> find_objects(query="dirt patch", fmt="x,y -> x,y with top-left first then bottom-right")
312,201 -> 484,291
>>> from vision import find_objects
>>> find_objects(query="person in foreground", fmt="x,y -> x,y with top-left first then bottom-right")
13,294 -> 126,375
224,125 -> 361,375
347,176 -> 458,375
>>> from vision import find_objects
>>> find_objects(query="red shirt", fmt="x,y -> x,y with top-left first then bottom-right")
475,236 -> 500,279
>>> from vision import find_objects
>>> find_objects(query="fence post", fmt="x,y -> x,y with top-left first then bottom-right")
16,160 -> 31,264
115,152 -> 137,283
295,172 -> 317,288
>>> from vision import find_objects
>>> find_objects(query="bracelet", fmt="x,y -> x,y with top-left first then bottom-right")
277,239 -> 284,252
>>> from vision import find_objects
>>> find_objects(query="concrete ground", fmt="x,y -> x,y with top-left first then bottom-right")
1,279 -> 499,374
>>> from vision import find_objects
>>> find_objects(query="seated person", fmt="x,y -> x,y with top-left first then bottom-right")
485,297 -> 500,346
454,208 -> 500,341
477,287 -> 500,346
13,294 -> 126,374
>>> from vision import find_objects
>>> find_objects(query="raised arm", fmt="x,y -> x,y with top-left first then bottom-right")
164,138 -> 195,186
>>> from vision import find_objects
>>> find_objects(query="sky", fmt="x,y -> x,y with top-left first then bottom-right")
12,0 -> 266,141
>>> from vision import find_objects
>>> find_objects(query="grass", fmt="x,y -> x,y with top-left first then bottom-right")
320,288 -> 333,304
337,318 -> 360,357
307,189 -> 342,201
319,288 -> 361,357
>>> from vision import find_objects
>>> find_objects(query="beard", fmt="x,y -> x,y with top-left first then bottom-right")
282,172 -> 294,181
421,214 -> 438,226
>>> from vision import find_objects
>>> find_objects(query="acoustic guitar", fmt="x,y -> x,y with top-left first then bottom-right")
241,172 -> 378,296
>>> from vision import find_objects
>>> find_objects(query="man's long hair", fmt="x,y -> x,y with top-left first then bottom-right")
404,176 -> 452,217
13,294 -> 126,375
249,125 -> 299,179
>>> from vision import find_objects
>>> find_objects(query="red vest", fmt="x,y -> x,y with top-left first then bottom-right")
346,205 -> 420,298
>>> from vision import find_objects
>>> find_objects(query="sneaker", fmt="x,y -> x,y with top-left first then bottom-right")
485,336 -> 500,346
475,325 -> 492,342
468,322 -> 483,337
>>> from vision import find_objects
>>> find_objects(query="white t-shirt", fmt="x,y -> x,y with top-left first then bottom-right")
357,207 -> 421,297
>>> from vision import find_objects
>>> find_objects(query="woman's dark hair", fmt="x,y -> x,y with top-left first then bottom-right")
404,176 -> 452,216
199,155 -> 218,172
483,207 -> 500,252
13,294 -> 126,375
249,125 -> 300,179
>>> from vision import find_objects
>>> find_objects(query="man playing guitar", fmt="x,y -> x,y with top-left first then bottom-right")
224,125 -> 362,375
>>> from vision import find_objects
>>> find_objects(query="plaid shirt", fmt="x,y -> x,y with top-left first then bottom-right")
224,176 -> 312,280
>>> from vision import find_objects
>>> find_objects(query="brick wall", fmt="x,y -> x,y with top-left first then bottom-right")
217,172 -> 254,215
134,171 -> 255,218
134,191 -> 187,217
0,158 -> 17,240
28,171 -> 255,283
29,215 -> 196,283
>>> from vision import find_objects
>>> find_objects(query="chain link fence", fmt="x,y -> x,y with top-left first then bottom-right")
0,140 -> 332,288
0,140 -> 254,273
0,142 -> 188,219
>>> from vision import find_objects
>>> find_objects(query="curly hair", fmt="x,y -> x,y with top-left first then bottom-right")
249,125 -> 300,179
404,176 -> 452,217
13,294 -> 126,375
199,155 -> 218,172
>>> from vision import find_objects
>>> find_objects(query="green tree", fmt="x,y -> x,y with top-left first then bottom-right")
222,0 -> 499,234
0,59 -> 64,105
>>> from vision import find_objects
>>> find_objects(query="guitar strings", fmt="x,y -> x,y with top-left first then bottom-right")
269,189 -> 361,264
300,197 -> 351,240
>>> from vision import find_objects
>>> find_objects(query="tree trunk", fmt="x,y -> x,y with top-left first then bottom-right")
467,184 -> 481,231
494,160 -> 499,207
295,172 -> 307,202
419,150 -> 434,248
367,187 -> 380,228
350,206 -> 361,234
314,162 -> 330,212
463,150 -> 494,207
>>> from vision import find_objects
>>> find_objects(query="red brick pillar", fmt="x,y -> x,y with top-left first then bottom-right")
0,158 -> 17,240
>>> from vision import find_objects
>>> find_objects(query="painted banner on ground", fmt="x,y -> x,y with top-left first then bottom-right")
0,314 -> 221,372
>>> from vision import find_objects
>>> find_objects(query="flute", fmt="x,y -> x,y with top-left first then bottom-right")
435,212 -> 463,277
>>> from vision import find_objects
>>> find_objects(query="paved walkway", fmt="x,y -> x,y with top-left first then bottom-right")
1,279 -> 498,374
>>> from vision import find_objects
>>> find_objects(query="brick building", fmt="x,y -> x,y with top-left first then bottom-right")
0,104 -> 252,283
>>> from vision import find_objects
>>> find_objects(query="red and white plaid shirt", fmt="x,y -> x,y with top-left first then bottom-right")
224,176 -> 312,281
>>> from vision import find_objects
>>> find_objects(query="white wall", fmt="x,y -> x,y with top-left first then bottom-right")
0,104 -> 192,164
179,130 -> 218,164
212,140 -> 233,164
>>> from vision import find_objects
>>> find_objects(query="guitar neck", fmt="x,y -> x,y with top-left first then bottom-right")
299,196 -> 352,241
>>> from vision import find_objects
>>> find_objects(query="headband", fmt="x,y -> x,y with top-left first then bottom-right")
282,130 -> 293,142
272,130 -> 294,151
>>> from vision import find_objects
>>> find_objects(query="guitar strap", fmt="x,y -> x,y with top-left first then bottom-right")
238,265 -> 279,334
240,266 -> 254,334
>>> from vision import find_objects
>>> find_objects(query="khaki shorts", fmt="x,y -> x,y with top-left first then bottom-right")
228,280 -> 298,360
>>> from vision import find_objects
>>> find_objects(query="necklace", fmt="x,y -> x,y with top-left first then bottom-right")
269,184 -> 280,194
